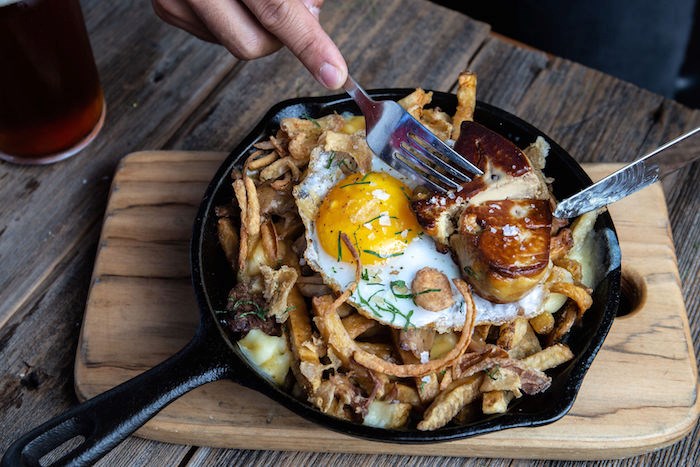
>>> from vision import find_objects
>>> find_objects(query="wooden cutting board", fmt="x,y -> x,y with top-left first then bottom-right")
74,151 -> 699,460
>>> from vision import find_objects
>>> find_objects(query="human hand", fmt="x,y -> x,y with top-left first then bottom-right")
152,0 -> 348,89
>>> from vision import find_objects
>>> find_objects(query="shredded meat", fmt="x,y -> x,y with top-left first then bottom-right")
222,282 -> 280,336
456,357 -> 551,395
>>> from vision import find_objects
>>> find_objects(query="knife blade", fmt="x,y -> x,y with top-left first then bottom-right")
553,126 -> 700,219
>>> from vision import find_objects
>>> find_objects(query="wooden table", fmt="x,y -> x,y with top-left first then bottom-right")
1,0 -> 698,465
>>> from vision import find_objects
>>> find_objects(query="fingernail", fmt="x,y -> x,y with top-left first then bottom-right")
302,0 -> 321,17
319,62 -> 343,89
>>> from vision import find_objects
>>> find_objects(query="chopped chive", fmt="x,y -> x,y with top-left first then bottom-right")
301,113 -> 321,127
414,288 -> 442,296
361,268 -> 369,281
325,151 -> 336,169
363,249 -> 404,259
403,310 -> 414,330
340,180 -> 371,188
337,231 -> 343,262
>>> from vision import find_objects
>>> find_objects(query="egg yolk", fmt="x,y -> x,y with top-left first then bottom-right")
316,171 -> 422,265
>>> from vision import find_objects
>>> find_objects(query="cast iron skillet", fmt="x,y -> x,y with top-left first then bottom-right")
2,90 -> 621,466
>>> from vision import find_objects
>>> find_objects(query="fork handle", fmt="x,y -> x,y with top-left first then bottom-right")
343,76 -> 377,117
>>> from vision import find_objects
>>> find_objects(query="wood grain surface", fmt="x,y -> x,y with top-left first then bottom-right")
1,0 -> 698,465
74,151 -> 698,460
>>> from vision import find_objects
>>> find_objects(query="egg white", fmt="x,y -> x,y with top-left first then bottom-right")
294,147 -> 545,332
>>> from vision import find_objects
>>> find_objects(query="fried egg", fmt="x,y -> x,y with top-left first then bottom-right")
293,146 -> 545,332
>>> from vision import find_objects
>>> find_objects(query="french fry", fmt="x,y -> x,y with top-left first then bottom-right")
508,323 -> 541,360
285,286 -> 326,393
260,219 -> 279,265
482,391 -> 515,414
497,316 -> 529,350
451,71 -> 477,140
417,374 -> 484,431
398,88 -> 432,119
522,343 -> 574,371
357,342 -> 395,361
421,108 -> 452,141
393,383 -> 422,408
341,312 -> 379,339
480,366 -> 521,395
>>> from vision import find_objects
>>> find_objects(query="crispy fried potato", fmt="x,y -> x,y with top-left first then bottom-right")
357,342 -> 395,361
398,88 -> 432,119
507,322 -> 541,360
482,390 -> 515,414
421,108 -> 453,141
451,71 -> 477,140
480,366 -> 521,395
286,287 -> 322,392
522,343 -> 574,371
342,312 -> 380,339
392,383 -> 422,408
496,316 -> 529,350
417,374 -> 484,431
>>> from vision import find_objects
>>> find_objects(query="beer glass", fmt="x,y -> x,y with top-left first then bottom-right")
0,0 -> 105,165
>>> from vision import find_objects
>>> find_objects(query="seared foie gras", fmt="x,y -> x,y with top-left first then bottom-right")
412,121 -> 549,247
412,121 -> 553,302
450,199 -> 552,303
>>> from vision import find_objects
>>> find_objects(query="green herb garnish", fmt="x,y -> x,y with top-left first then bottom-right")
363,249 -> 404,259
325,151 -> 336,169
336,230 -> 343,262
301,113 -> 321,127
389,280 -> 440,299
485,365 -> 501,381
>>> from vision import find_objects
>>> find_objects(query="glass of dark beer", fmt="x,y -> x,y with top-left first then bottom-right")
0,0 -> 105,165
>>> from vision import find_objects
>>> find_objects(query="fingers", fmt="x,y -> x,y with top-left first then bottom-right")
152,0 -> 348,90
187,0 -> 283,59
242,0 -> 348,89
151,0 -> 218,43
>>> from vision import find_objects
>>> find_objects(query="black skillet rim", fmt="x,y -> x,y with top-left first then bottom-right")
190,89 -> 622,443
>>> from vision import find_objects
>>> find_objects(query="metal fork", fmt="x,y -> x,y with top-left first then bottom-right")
343,76 -> 483,192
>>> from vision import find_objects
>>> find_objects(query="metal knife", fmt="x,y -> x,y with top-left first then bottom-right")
553,126 -> 700,218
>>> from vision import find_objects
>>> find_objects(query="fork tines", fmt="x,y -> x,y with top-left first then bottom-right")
394,120 -> 479,193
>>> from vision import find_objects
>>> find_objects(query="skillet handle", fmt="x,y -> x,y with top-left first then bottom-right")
2,319 -> 234,467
